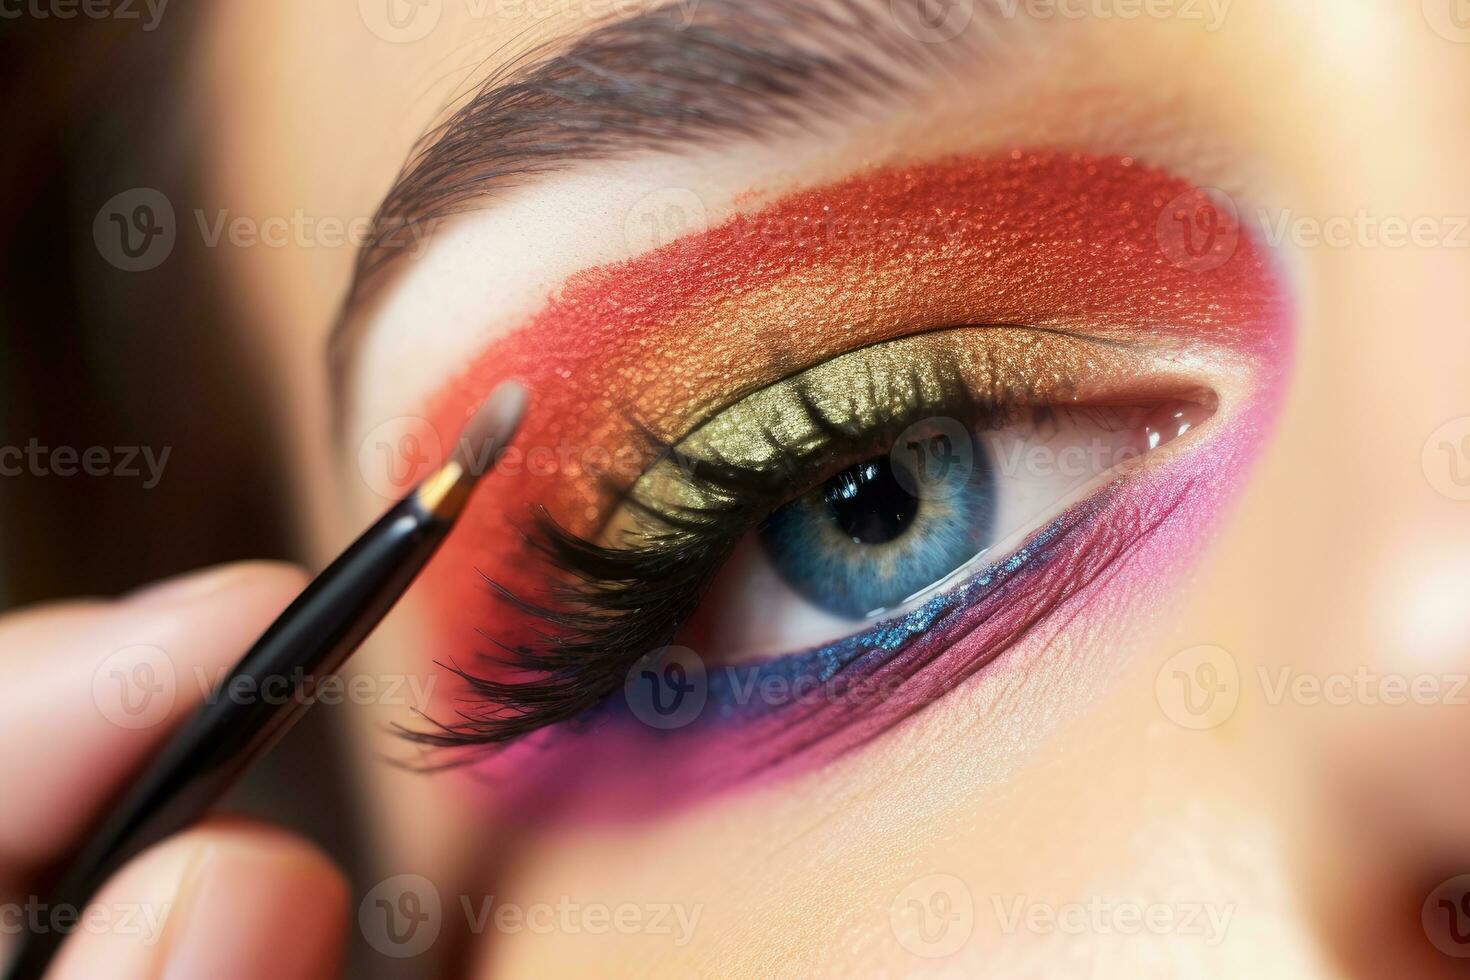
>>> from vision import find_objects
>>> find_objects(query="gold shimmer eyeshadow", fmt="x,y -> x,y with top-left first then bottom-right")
617,326 -> 1185,540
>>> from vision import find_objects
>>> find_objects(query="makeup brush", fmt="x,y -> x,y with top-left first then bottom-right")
4,380 -> 526,980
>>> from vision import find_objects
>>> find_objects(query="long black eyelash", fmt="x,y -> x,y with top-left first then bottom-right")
401,368 -> 1016,754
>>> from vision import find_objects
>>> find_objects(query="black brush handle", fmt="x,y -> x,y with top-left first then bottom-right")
5,495 -> 447,980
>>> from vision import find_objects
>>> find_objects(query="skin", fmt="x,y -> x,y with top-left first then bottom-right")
4,1 -> 1465,977
0,564 -> 349,979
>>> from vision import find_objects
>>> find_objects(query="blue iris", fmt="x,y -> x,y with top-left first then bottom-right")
760,448 -> 996,619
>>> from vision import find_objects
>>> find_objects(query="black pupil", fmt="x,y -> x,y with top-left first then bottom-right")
822,457 -> 918,545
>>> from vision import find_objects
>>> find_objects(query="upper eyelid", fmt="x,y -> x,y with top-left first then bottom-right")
644,322 -> 1138,452
605,325 -> 1200,552
639,322 -> 1155,462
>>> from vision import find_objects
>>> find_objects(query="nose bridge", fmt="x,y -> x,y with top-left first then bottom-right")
1226,3 -> 1470,681
1182,16 -> 1470,970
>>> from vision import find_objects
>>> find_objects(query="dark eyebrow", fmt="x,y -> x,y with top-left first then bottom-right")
329,0 -> 991,394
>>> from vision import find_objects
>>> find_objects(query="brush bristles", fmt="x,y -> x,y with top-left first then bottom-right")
451,380 -> 528,473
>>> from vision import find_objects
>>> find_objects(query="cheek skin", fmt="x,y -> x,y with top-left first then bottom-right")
411,150 -> 1292,817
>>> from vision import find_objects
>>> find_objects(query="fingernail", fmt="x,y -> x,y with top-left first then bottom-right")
161,837 -> 347,980
125,563 -> 300,608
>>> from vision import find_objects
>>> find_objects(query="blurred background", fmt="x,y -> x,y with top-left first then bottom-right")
0,12 -> 373,969
0,8 -> 291,606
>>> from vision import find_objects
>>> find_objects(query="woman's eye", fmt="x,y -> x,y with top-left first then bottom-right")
760,439 -> 996,620
417,326 -> 1220,751
682,402 -> 1206,661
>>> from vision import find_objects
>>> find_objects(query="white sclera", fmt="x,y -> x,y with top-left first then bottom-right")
690,405 -> 1185,662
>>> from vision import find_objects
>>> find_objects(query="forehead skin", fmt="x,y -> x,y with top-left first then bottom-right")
197,2 -> 1470,976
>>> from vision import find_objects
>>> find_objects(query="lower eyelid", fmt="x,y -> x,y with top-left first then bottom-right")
568,469 -> 1199,799
442,451 -> 1204,815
